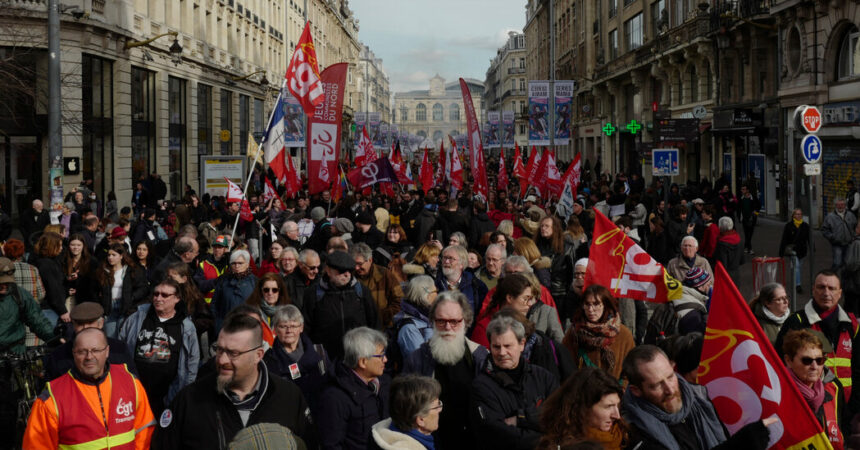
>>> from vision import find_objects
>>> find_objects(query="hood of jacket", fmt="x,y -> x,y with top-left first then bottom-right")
402,263 -> 426,276
371,419 -> 428,450
532,256 -> 552,271
718,230 -> 741,245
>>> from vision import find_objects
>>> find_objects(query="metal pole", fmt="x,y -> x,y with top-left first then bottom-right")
48,0 -> 63,202
548,0 -> 555,154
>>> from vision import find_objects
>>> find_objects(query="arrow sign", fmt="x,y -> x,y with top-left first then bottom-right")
800,134 -> 822,163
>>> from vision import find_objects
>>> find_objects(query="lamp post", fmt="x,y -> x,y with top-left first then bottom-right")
124,31 -> 184,66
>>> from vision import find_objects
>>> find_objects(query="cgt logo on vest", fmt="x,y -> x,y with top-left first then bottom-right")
115,398 -> 135,424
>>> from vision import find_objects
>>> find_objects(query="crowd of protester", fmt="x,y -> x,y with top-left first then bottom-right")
0,166 -> 859,450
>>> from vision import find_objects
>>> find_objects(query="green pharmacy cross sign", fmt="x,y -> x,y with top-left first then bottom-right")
602,123 -> 616,136
626,119 -> 642,134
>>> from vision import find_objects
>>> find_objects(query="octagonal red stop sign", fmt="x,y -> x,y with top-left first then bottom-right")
802,106 -> 822,133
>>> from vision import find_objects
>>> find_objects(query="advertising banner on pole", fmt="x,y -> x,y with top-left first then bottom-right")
283,94 -> 306,148
486,111 -> 501,149
502,110 -> 515,147
354,112 -> 366,143
380,123 -> 390,149
528,81 -> 550,146
554,81 -> 574,145
369,112 -> 382,149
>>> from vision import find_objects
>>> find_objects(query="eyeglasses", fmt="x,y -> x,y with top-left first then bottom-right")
230,261 -> 247,266
799,356 -> 826,366
434,318 -> 464,328
303,265 -> 320,271
574,272 -> 587,279
262,287 -> 279,293
211,344 -> 262,360
73,346 -> 108,358
515,295 -> 534,305
368,352 -> 387,359
428,400 -> 443,411
771,296 -> 789,303
277,324 -> 302,331
583,302 -> 604,310
153,291 -> 176,298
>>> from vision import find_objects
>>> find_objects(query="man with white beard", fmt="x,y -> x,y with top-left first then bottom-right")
434,245 -> 488,328
403,291 -> 489,449
155,314 -> 314,448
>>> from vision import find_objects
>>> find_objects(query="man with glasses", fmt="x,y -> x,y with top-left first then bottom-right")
303,251 -> 379,361
435,245 -> 488,326
156,313 -> 313,449
351,243 -> 404,328
119,279 -> 199,414
476,243 -> 506,290
284,249 -> 320,311
153,236 -> 199,284
24,328 -> 155,449
317,326 -> 389,450
403,291 -> 488,449
776,270 -> 860,402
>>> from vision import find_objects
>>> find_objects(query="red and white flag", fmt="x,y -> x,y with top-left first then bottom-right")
419,149 -> 434,195
562,152 -> 582,194
262,177 -> 278,202
450,144 -> 464,190
285,22 -> 324,116
698,263 -> 833,449
584,209 -> 682,303
522,147 -> 542,197
355,126 -> 376,167
435,142 -> 446,186
307,63 -> 348,194
498,148 -> 509,191
513,142 -> 527,179
224,177 -> 245,202
263,86 -> 288,182
459,78 -> 488,198
556,153 -> 581,220
389,142 -> 412,185
545,149 -> 563,197
283,152 -> 302,198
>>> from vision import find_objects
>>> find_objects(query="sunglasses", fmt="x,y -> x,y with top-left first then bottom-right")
153,291 -> 175,298
262,287 -> 279,293
800,356 -> 826,366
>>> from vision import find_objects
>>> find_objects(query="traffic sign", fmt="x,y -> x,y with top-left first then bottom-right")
800,134 -> 823,163
652,148 -> 679,176
804,164 -> 821,176
801,106 -> 822,133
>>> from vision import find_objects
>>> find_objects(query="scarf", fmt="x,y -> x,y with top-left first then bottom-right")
259,303 -> 277,322
573,313 -> 621,370
762,306 -> 789,325
583,423 -> 626,449
789,368 -> 825,413
622,377 -> 727,450
793,218 -> 803,228
389,422 -> 435,449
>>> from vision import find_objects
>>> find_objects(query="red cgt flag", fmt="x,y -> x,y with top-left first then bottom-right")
522,146 -> 543,197
285,22 -> 324,116
584,209 -> 682,303
513,142 -> 527,179
283,151 -> 302,199
355,126 -> 376,168
698,263 -> 832,449
419,149 -> 435,195
498,148 -> 509,192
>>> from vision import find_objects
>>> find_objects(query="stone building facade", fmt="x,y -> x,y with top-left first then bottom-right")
392,75 -> 485,148
0,0 -> 364,216
355,44 -> 392,124
484,31 -> 529,149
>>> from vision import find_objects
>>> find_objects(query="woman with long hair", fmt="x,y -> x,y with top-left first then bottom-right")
95,243 -> 149,338
537,367 -> 627,449
470,273 -> 535,347
166,261 -> 213,356
245,272 -> 291,328
513,237 -> 553,289
562,285 -> 635,381
34,232 -> 68,324
133,239 -> 160,286
375,224 -> 414,266
534,216 -> 577,301
257,237 -> 288,276
63,233 -> 97,310
404,242 -> 441,279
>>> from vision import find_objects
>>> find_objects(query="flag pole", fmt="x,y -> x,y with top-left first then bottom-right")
229,79 -> 286,247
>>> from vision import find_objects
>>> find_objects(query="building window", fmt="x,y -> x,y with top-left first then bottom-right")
687,65 -> 697,102
704,60 -> 712,99
624,0 -> 635,6
220,89 -> 232,155
254,98 -> 264,135
131,67 -> 156,186
168,76 -> 186,200
519,78 -> 526,91
433,130 -> 443,142
239,94 -> 250,155
837,26 -> 859,80
624,14 -> 643,51
651,0 -> 666,34
673,0 -> 685,27
738,60 -> 745,99
197,84 -> 212,155
609,0 -> 617,17
400,107 -> 408,122
433,103 -> 443,121
449,104 -> 459,121
416,103 -> 427,121
81,55 -> 113,197
609,29 -> 619,59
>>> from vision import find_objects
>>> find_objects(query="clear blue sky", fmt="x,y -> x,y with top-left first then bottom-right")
349,0 -> 526,92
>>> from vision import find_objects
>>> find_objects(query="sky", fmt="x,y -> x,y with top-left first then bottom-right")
348,0 -> 526,93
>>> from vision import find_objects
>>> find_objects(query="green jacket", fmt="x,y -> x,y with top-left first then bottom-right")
0,285 -> 55,353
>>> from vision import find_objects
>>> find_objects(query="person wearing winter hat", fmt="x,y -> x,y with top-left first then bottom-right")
683,266 -> 712,294
332,217 -> 355,244
353,211 -> 384,249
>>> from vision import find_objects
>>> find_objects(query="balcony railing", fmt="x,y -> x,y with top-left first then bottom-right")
507,67 -> 526,74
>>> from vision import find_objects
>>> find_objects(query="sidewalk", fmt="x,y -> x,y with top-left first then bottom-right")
736,216 -> 832,306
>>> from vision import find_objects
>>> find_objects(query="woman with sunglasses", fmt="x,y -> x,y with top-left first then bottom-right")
782,329 -> 845,448
245,273 -> 291,329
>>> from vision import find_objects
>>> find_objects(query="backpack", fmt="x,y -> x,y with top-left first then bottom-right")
643,300 -> 708,345
382,316 -> 416,376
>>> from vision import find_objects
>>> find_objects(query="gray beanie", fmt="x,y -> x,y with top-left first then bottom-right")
310,207 -> 326,222
333,217 -> 355,234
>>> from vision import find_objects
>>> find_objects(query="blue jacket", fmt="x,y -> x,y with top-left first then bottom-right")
212,272 -> 258,332
316,362 -> 390,450
118,303 -> 199,407
392,301 -> 433,357
434,270 -> 488,321
403,338 -> 488,378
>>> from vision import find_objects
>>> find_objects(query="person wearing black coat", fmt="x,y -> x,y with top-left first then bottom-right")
264,323 -> 332,414
19,200 -> 50,252
779,208 -> 811,293
469,202 -> 496,253
34,249 -> 67,324
410,204 -> 439,248
438,199 -> 470,243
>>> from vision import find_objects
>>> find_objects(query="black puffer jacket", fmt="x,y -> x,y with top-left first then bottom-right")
316,362 -> 389,450
34,256 -> 66,316
302,275 -> 380,361
537,240 -> 577,302
97,265 -> 150,316
470,359 -> 558,450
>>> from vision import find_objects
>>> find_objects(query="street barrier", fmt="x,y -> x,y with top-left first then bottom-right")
752,256 -> 785,296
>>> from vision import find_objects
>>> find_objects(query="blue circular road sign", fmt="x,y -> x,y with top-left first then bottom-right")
800,134 -> 823,164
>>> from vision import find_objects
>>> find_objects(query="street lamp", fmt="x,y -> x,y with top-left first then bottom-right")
125,31 -> 183,66
230,70 -> 269,87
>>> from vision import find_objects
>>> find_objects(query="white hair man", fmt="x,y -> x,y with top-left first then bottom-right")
402,291 -> 488,449
666,236 -> 713,291
476,243 -> 506,290
435,245 -> 488,320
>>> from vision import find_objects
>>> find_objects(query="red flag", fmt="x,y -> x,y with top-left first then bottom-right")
459,78 -> 488,198
420,149 -> 435,194
450,144 -> 464,190
239,199 -> 254,222
285,22 -> 324,116
513,143 -> 527,179
435,142 -> 446,186
389,142 -> 412,185
561,152 -> 582,195
307,63 -> 348,194
347,157 -> 399,189
545,149 -> 563,197
698,263 -> 832,449
283,152 -> 301,198
262,177 -> 278,202
355,126 -> 376,167
224,177 -> 244,202
498,148 -> 509,191
584,209 -> 682,303
522,147 -> 542,197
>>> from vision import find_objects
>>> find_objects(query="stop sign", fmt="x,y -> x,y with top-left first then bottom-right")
801,106 -> 822,133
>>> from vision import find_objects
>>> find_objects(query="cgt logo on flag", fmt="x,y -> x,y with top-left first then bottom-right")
286,22 -> 324,115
